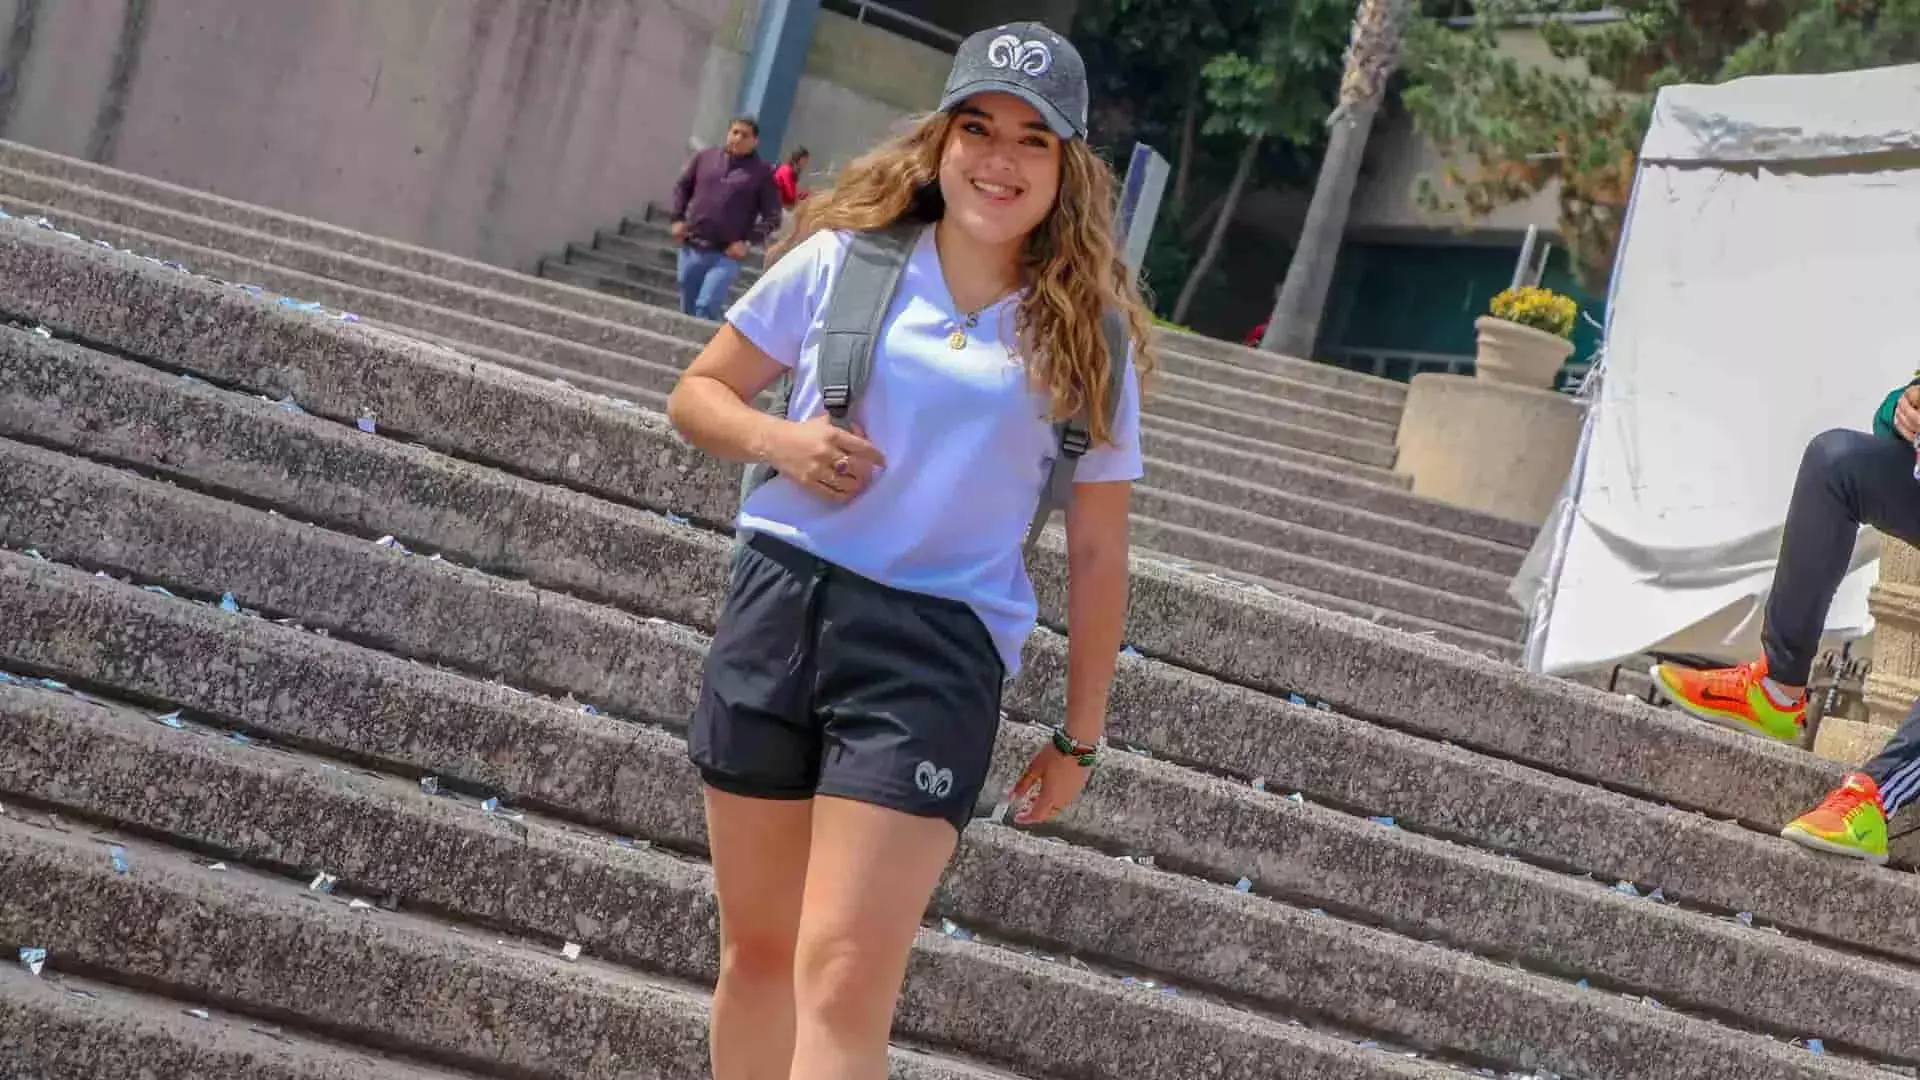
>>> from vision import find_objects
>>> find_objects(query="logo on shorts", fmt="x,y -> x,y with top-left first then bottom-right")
914,760 -> 955,799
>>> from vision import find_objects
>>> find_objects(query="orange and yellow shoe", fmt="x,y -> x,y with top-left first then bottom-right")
1649,659 -> 1805,743
1782,773 -> 1889,865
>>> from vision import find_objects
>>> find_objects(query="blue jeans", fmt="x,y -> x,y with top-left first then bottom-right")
677,246 -> 744,320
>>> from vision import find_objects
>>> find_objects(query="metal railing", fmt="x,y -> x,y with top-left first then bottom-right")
822,0 -> 962,51
1323,345 -> 1475,381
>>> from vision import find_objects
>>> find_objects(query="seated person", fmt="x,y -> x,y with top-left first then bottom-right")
1654,376 -> 1920,865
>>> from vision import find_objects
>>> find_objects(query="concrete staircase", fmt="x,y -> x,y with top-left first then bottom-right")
0,142 -> 1538,659
2,183 -> 1919,1078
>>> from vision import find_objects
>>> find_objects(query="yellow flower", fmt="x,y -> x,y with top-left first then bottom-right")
1489,286 -> 1577,339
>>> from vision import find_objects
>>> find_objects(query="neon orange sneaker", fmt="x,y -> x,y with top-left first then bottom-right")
1649,658 -> 1805,743
1782,773 -> 1889,865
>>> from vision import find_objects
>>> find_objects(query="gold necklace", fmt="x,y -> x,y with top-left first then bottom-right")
947,309 -> 983,351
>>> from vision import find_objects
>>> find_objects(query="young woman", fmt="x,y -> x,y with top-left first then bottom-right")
666,21 -> 1149,1080
772,147 -> 811,209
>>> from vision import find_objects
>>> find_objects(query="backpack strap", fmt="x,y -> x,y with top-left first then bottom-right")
1023,309 -> 1131,550
738,225 -> 918,510
817,225 -> 917,429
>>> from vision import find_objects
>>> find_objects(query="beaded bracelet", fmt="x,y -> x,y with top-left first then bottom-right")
1049,726 -> 1104,767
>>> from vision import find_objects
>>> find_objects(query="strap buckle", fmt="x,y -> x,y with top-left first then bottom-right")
820,383 -> 852,412
1059,427 -> 1091,458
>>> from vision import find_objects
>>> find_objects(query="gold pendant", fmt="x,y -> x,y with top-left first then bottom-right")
948,329 -> 968,350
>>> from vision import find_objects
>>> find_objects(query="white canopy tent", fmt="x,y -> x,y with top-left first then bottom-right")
1517,63 -> 1920,676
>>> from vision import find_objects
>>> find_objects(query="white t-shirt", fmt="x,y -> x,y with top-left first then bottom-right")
727,226 -> 1144,675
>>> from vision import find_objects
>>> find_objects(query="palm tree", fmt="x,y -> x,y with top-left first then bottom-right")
1260,0 -> 1411,358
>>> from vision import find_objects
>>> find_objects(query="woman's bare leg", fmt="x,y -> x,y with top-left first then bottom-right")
788,796 -> 958,1080
705,787 -> 815,1080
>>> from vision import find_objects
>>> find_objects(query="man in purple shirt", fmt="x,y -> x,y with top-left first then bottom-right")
670,116 -> 782,320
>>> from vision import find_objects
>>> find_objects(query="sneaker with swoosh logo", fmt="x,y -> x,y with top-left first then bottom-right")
1782,773 -> 1889,865
1649,658 -> 1805,743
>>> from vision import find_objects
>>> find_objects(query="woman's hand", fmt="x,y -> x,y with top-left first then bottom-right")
1008,745 -> 1091,826
767,413 -> 887,502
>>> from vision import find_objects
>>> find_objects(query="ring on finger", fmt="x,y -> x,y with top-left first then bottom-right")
832,456 -> 852,477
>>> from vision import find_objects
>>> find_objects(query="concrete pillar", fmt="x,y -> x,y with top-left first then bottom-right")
735,0 -> 822,162
1393,373 -> 1584,527
1829,534 -> 1920,765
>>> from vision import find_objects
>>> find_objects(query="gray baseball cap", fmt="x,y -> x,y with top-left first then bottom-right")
937,22 -> 1088,140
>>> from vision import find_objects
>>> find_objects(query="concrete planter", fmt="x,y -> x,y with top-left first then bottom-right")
1474,315 -> 1575,389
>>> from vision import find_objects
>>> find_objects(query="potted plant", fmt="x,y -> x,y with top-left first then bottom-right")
1475,285 -> 1578,389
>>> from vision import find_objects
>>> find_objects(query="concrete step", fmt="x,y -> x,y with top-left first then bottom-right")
1143,458 -> 1527,575
1141,412 -> 1406,485
1154,348 -> 1405,427
581,228 -> 1405,429
635,210 -> 1414,406
1156,368 -> 1401,436
365,318 -> 1514,588
0,187 -> 709,375
1159,325 -> 1410,402
569,239 -> 756,303
0,162 -> 1529,546
0,327 -> 1496,635
0,965 -> 487,1080
1150,389 -> 1396,466
1135,547 -> 1522,659
0,398 -> 1897,1021
1132,511 -> 1523,640
564,240 -> 657,280
0,192 -> 1405,488
3,549 -> 1904,1068
5,813 -> 1212,1080
1137,486 -> 1515,607
590,228 -> 766,286
0,150 -> 714,344
0,140 -> 1412,425
0,221 -> 1892,864
14,548 -> 1920,1022
541,253 -> 692,309
0,766 -> 1472,1080
0,201 -> 1526,610
2,669 -> 1903,1078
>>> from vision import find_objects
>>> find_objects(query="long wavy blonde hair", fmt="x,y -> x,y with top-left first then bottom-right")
776,111 -> 1153,446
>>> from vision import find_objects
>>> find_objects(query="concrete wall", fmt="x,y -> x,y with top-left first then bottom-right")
0,0 -> 727,270
690,2 -> 947,182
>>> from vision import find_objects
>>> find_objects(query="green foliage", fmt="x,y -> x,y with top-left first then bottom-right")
1201,0 -> 1354,143
1400,0 -> 1920,290
1076,0 -> 1356,321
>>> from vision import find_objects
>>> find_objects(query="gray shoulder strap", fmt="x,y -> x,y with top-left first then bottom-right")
1023,309 -> 1131,550
739,225 -> 918,513
817,226 -> 917,429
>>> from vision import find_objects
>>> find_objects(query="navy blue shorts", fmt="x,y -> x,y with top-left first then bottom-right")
688,533 -> 1005,831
